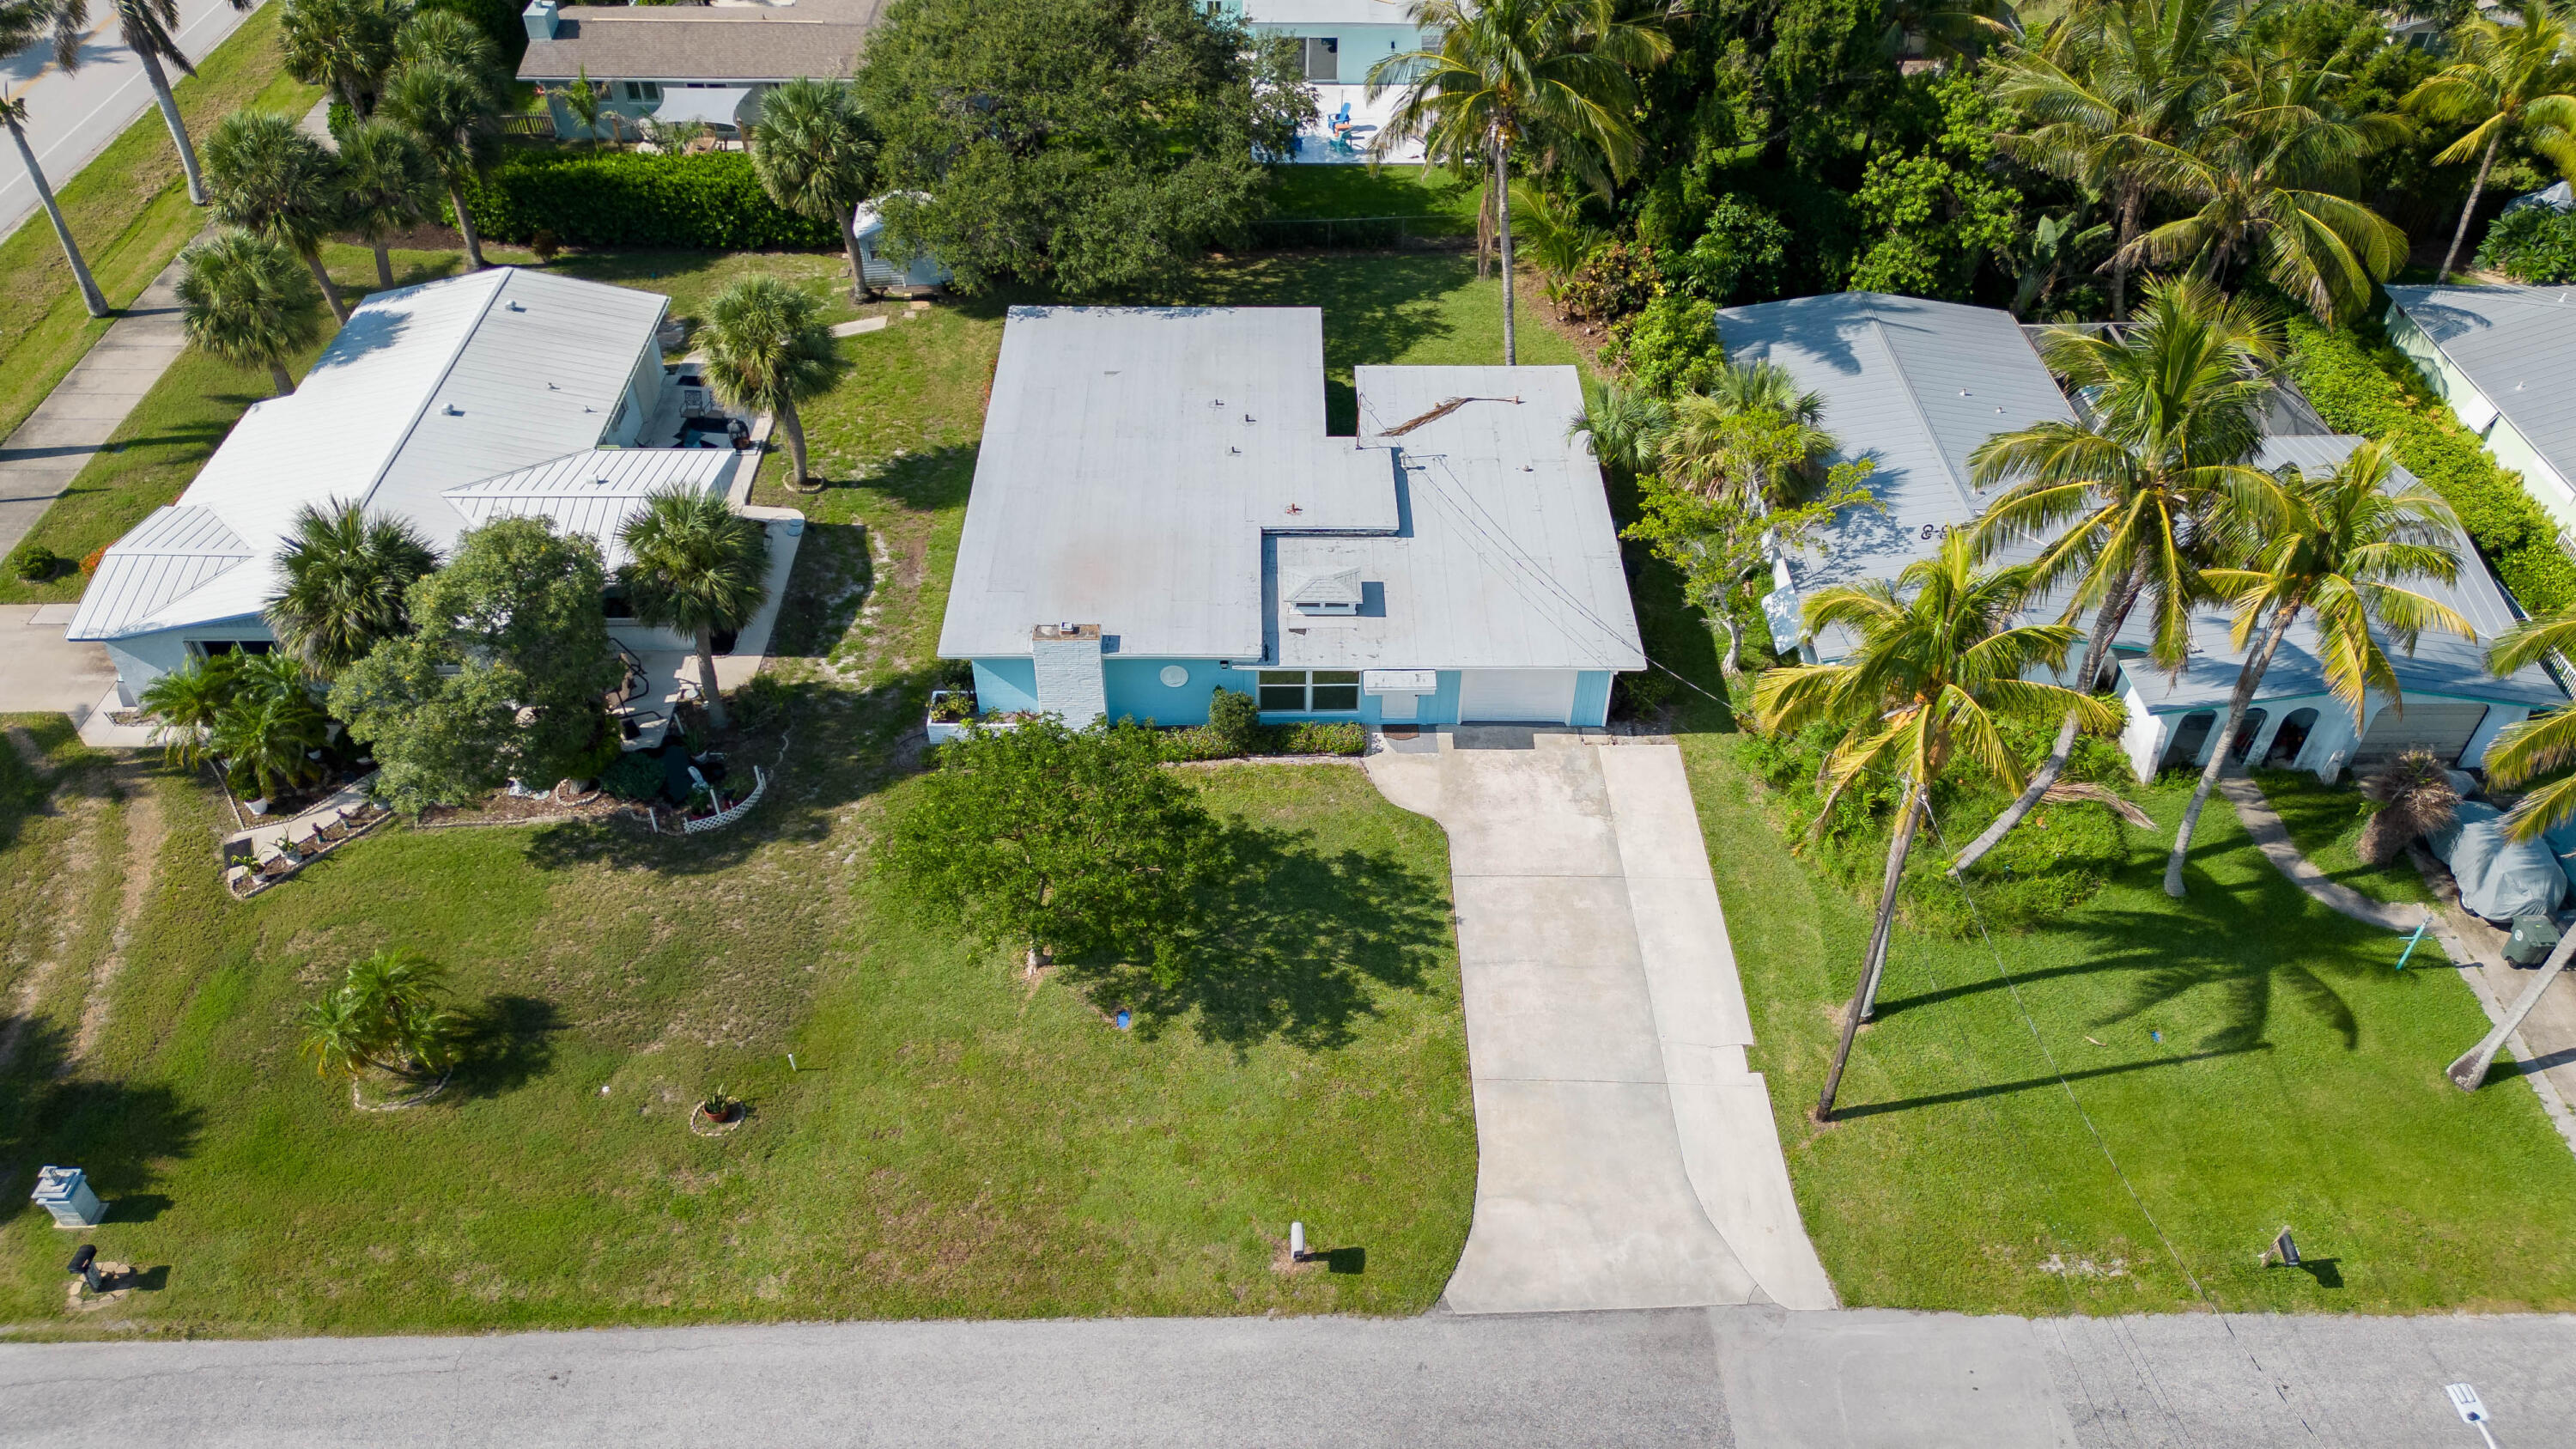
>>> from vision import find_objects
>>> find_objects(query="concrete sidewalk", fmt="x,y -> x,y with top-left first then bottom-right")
0,253 -> 191,563
1367,727 -> 1832,1314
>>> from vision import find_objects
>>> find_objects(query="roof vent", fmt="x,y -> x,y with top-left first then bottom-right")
507,301 -> 526,312
443,404 -> 463,416
1286,567 -> 1364,615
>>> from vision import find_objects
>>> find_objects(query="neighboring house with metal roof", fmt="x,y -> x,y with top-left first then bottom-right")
67,267 -> 755,704
1719,291 -> 2565,783
2385,283 -> 2576,539
938,307 -> 1645,728
517,0 -> 890,139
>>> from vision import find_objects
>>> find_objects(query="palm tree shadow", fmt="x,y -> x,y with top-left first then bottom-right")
2045,887 -> 2365,1051
444,994 -> 563,1099
1062,819 -> 1455,1054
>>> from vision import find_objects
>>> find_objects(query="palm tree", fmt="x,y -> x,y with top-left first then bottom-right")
116,0 -> 247,207
1755,531 -> 2116,1121
2124,40 -> 2407,327
2486,612 -> 2576,842
2406,0 -> 2576,283
265,498 -> 440,673
203,111 -> 351,321
2163,441 -> 2474,897
337,119 -> 436,290
300,947 -> 459,1081
380,58 -> 501,271
394,7 -> 500,78
175,228 -> 324,396
1369,0 -> 1671,364
0,0 -> 109,318
1568,381 -> 1670,477
700,276 -> 842,490
1988,0 -> 2240,318
138,652 -> 239,768
1948,277 -> 2279,874
551,66 -> 604,143
1657,360 -> 1832,506
619,489 -> 772,730
276,0 -> 400,118
211,679 -> 328,801
751,76 -> 880,302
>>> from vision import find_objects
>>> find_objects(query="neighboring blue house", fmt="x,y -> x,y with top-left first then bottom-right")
936,307 -> 1644,729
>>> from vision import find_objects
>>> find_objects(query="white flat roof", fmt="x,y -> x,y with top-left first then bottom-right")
939,307 -> 1643,673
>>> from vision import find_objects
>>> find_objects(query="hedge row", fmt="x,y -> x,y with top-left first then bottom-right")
454,149 -> 841,253
2284,318 -> 2576,618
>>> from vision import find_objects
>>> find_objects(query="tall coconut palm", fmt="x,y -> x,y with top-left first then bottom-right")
2486,612 -> 2576,842
2164,441 -> 2474,897
1756,531 -> 2117,1121
1369,0 -> 1671,364
1988,0 -> 2241,318
336,119 -> 436,290
277,0 -> 401,118
138,652 -> 239,768
619,489 -> 772,730
2406,0 -> 2576,283
1657,360 -> 1834,507
265,498 -> 440,673
203,111 -> 351,321
175,228 -> 325,396
700,276 -> 842,490
2124,40 -> 2407,327
393,6 -> 499,77
380,58 -> 501,271
750,76 -> 880,302
1948,276 -> 2279,874
0,0 -> 109,317
116,0 -> 249,207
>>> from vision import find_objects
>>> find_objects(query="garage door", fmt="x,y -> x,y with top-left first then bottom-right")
2351,702 -> 2488,766
1458,670 -> 1579,723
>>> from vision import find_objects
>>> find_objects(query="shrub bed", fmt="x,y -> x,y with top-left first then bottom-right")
1160,719 -> 1367,761
456,149 -> 841,252
2284,319 -> 2576,617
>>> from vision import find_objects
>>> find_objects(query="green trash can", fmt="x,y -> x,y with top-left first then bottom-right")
2506,914 -> 2562,967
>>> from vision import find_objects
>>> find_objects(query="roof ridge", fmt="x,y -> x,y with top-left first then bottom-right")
356,267 -> 518,516
1862,313 -> 1982,512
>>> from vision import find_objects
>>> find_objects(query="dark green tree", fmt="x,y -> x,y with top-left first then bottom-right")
329,517 -> 623,809
884,717 -> 1223,985
265,498 -> 440,674
856,0 -> 1304,295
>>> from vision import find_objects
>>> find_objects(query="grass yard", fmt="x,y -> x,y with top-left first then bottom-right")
0,249 -> 1550,1337
0,3 -> 316,445
1263,164 -> 1482,235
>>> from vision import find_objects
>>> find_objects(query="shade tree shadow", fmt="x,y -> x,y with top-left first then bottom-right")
1064,819 -> 1455,1053
0,1020 -> 204,1227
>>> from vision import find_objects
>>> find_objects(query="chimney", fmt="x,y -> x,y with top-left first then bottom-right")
523,0 -> 558,42
1030,624 -> 1107,728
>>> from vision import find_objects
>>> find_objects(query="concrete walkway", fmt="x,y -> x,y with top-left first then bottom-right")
0,602 -> 112,720
0,252 -> 190,563
1366,727 -> 1832,1313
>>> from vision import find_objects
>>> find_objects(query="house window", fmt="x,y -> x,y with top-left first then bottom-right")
621,81 -> 661,103
1257,669 -> 1360,712
196,639 -> 272,657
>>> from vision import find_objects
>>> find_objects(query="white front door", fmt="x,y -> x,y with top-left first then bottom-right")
1457,669 -> 1579,724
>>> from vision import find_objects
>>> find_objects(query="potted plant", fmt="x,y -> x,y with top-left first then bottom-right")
698,1085 -> 738,1123
926,687 -> 977,744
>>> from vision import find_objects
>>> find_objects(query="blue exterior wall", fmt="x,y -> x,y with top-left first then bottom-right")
1574,671 -> 1613,728
968,661 -> 1622,727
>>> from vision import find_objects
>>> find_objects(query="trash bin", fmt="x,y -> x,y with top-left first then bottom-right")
31,1166 -> 101,1228
2506,914 -> 2563,967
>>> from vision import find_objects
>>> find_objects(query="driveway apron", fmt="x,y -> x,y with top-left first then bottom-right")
1368,727 -> 1834,1313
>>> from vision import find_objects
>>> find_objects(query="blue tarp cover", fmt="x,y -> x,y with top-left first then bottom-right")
2432,801 -> 2567,922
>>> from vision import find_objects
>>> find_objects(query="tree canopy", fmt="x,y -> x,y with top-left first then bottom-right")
328,516 -> 622,809
856,0 -> 1307,295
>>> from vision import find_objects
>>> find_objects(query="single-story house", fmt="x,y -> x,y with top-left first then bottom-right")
518,0 -> 888,140
68,268 -> 761,704
2385,283 -> 2576,541
1717,291 -> 2566,782
936,307 -> 1644,728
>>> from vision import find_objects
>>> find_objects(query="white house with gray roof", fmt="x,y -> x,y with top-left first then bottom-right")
938,307 -> 1644,728
2385,283 -> 2576,539
68,267 -> 757,704
1718,291 -> 2566,782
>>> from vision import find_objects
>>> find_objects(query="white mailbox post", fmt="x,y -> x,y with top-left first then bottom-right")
31,1166 -> 102,1228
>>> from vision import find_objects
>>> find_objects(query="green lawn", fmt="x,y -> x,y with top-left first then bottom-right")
0,251 -> 1550,1337
1264,164 -> 1482,233
0,4 -> 316,446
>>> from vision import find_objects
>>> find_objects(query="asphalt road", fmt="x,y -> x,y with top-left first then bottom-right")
2,1306 -> 2569,1448
0,0 -> 268,247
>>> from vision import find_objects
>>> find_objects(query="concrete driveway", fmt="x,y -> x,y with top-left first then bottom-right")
0,603 -> 113,721
1367,727 -> 1834,1313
